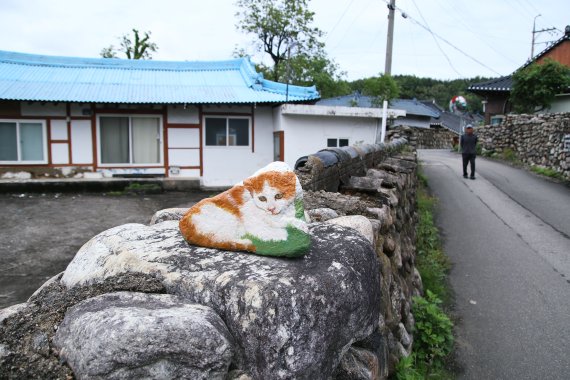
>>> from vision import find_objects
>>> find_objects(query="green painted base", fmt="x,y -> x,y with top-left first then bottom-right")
243,225 -> 311,258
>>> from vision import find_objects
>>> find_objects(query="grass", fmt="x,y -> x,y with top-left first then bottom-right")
530,166 -> 565,180
106,182 -> 163,196
393,169 -> 455,380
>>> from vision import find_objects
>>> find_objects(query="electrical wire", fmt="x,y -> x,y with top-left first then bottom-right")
410,0 -> 462,77
436,0 -> 518,65
325,0 -> 356,43
379,0 -> 502,76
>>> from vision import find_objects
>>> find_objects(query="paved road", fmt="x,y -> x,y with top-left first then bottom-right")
419,150 -> 570,380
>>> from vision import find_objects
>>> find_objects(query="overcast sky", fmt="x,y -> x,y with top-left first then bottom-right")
1,0 -> 568,81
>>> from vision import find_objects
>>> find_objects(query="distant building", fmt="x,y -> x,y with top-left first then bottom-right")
318,94 -> 481,135
468,26 -> 570,124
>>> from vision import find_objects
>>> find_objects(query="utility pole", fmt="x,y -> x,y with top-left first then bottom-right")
384,0 -> 396,75
531,14 -> 556,59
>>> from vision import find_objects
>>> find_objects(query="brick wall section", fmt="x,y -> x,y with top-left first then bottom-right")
476,113 -> 570,179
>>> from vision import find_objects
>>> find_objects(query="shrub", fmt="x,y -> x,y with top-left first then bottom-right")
412,290 -> 454,367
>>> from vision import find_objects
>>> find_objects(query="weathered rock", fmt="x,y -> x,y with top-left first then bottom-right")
306,207 -> 339,222
150,207 -> 188,225
60,222 -> 382,380
304,190 -> 377,216
332,347 -> 379,380
344,176 -> 383,193
0,302 -> 28,325
326,215 -> 374,245
179,161 -> 310,257
54,292 -> 234,380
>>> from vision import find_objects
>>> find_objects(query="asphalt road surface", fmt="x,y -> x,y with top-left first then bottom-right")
0,191 -> 213,309
419,150 -> 570,380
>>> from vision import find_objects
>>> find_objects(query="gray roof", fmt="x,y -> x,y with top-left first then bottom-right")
317,94 -> 439,117
430,111 -> 484,135
468,76 -> 513,93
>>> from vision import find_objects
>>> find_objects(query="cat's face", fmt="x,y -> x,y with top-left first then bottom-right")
251,182 -> 293,215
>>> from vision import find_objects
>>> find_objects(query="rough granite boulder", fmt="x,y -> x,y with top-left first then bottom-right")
54,292 -> 234,380
58,221 -> 381,380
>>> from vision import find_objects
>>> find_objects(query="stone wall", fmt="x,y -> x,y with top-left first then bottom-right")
387,126 -> 458,149
0,140 -> 422,380
476,113 -> 570,179
298,140 -> 422,378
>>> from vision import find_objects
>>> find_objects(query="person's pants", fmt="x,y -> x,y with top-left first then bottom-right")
462,154 -> 476,177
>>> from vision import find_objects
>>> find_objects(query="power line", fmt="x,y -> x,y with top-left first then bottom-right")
379,0 -> 502,76
325,0 -> 356,43
410,0 -> 462,77
436,0 -> 518,65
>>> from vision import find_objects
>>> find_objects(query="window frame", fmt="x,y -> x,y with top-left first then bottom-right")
96,114 -> 164,167
203,115 -> 252,148
0,119 -> 48,164
326,138 -> 350,148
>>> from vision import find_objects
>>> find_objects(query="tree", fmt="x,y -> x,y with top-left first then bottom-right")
100,29 -> 158,60
510,58 -> 570,113
236,0 -> 323,82
235,0 -> 348,98
361,75 -> 400,106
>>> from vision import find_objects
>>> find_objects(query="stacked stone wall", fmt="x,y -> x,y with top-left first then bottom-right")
297,140 -> 422,378
476,113 -> 570,179
387,126 -> 458,149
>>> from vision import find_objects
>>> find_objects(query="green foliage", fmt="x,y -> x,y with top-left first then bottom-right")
530,166 -> 565,180
500,148 -> 519,163
416,186 -> 451,302
235,0 -> 349,98
395,354 -> 423,380
361,74 -> 400,106
350,75 -> 491,113
393,171 -> 455,379
510,58 -> 570,113
101,29 -> 158,60
412,291 -> 454,366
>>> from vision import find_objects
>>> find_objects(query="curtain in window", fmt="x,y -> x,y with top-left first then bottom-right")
0,122 -> 17,161
101,117 -> 129,163
132,117 -> 160,164
20,123 -> 43,161
229,119 -> 249,146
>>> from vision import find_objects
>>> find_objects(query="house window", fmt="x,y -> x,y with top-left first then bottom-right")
327,138 -> 349,148
98,116 -> 161,165
205,117 -> 250,146
0,120 -> 47,163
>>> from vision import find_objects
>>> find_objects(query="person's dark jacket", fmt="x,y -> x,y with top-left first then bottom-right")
460,133 -> 478,155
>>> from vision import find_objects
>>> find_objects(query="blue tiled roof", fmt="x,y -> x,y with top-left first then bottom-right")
0,50 -> 319,104
317,94 -> 439,117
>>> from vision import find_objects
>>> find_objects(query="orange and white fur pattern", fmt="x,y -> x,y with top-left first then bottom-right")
179,162 -> 308,252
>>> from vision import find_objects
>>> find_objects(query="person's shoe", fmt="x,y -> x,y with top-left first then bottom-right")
463,174 -> 468,179
470,175 -> 476,180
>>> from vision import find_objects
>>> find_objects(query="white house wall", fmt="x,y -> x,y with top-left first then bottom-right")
71,120 -> 92,164
275,113 -> 379,169
167,105 -> 199,124
202,107 -> 274,187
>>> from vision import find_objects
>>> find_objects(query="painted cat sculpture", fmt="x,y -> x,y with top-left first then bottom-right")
179,162 -> 310,257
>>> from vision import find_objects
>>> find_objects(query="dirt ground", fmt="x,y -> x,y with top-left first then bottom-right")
0,190 -> 214,309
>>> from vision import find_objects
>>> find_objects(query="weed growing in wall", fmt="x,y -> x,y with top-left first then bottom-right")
394,169 -> 455,380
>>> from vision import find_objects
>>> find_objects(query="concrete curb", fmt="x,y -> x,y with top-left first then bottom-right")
0,178 -> 201,193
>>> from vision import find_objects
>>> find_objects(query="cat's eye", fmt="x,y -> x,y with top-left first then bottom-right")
275,194 -> 283,200
258,196 -> 267,202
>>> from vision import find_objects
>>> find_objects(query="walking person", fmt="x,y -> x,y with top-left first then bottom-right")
460,125 -> 478,179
